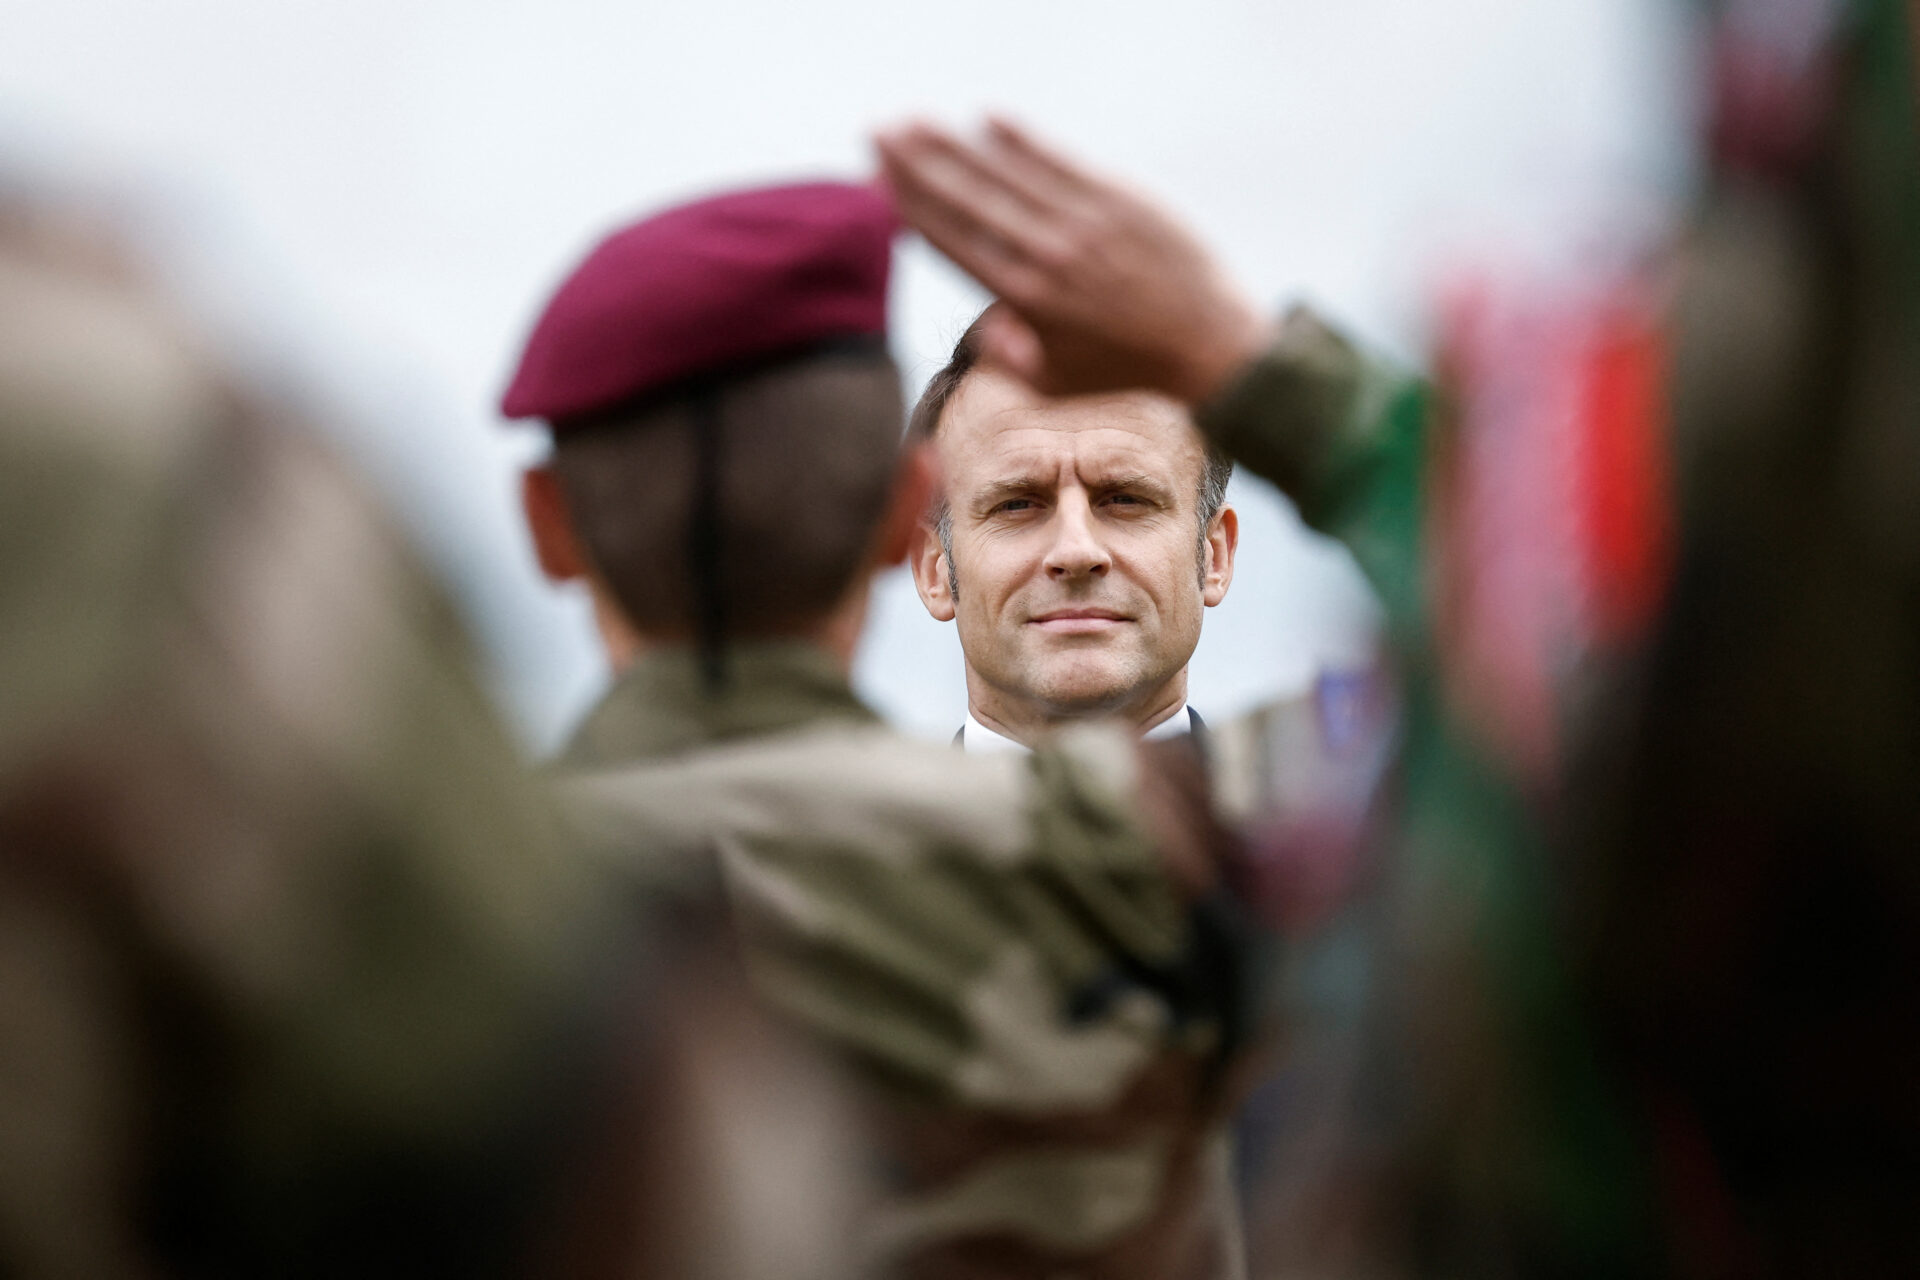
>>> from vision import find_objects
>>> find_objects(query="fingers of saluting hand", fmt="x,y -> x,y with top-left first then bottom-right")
876,117 -> 1269,404
875,123 -> 1074,306
974,306 -> 1047,385
981,115 -> 1105,204
973,115 -> 1108,221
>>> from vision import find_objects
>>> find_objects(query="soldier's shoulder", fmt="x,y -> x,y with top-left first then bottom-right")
558,717 -> 1150,871
561,721 -> 1022,857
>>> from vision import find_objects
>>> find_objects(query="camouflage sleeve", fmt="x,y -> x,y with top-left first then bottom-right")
1189,307 -> 1423,917
1195,305 -> 1433,648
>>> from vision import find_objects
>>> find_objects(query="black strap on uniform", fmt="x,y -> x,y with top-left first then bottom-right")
687,385 -> 727,693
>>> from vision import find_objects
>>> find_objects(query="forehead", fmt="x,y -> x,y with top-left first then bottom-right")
938,370 -> 1204,483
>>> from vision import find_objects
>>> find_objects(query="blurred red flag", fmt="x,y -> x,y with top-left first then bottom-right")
1432,273 -> 1673,777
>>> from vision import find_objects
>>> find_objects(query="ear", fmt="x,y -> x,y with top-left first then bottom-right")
911,517 -> 957,623
892,444 -> 957,623
1201,504 -> 1238,607
520,464 -> 588,583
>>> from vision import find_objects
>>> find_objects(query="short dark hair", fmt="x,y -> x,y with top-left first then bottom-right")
907,310 -> 990,445
551,347 -> 903,637
907,307 -> 1233,594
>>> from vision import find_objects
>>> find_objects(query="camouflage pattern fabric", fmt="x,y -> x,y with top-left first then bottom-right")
555,640 -> 1248,1279
0,206 -> 635,1277
0,207 -> 865,1280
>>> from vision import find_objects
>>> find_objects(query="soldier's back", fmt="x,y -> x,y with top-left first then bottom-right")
555,641 -> 1250,1279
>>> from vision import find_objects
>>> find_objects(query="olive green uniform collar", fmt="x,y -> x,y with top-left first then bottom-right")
557,640 -> 878,767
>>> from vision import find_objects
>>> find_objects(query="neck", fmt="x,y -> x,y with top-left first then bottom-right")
965,668 -> 1189,747
591,590 -> 646,673
806,577 -> 871,671
596,576 -> 872,676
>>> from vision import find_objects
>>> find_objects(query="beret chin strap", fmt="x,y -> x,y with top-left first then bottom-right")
687,386 -> 727,694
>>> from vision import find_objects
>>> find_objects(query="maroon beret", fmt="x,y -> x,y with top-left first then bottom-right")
501,180 -> 897,425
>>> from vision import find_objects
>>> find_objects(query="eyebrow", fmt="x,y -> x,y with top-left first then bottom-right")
971,477 -> 1046,508
970,471 -> 1176,511
1095,471 -> 1172,500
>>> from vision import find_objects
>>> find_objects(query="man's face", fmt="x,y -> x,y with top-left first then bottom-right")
914,369 -> 1235,726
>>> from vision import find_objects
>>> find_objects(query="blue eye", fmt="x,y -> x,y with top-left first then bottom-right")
995,499 -> 1035,513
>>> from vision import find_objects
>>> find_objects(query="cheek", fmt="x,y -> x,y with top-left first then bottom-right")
957,537 -> 1036,612
1120,529 -> 1206,609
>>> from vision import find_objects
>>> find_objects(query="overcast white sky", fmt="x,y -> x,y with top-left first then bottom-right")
0,0 -> 1694,746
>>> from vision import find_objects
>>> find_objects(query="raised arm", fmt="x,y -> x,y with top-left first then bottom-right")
876,118 -> 1431,643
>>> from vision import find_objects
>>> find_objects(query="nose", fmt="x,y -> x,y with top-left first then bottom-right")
1043,492 -> 1111,580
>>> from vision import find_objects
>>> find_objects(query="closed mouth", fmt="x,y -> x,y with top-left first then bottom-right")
1028,609 -> 1132,631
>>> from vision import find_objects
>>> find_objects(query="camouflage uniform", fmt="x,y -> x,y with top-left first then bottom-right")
554,640 -> 1248,1280
0,208 -> 861,1280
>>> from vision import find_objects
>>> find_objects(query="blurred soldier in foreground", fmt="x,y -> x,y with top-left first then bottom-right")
1573,0 -> 1920,1271
0,195 -> 860,1279
877,0 -> 1919,1268
503,181 -> 1251,1279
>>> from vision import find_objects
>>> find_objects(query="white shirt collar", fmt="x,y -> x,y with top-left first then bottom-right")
960,704 -> 1191,753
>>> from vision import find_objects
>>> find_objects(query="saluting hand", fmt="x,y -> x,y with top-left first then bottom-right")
875,116 -> 1273,405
